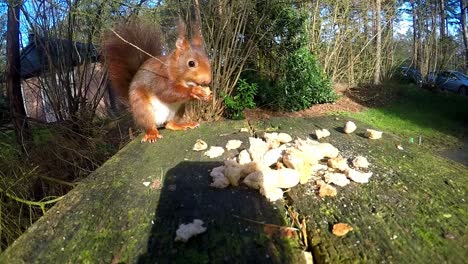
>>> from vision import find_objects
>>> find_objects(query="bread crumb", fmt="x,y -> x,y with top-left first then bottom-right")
210,166 -> 229,188
237,149 -> 252,165
352,156 -> 369,169
175,219 -> 207,242
193,139 -> 208,151
346,169 -> 373,183
260,186 -> 283,202
318,182 -> 337,197
225,139 -> 242,150
248,137 -> 269,161
204,146 -> 225,158
324,172 -> 350,187
344,121 -> 357,134
365,129 -> 383,139
315,129 -> 331,139
327,156 -> 349,172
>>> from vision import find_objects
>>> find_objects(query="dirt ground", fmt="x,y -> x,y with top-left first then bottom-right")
244,83 -> 396,120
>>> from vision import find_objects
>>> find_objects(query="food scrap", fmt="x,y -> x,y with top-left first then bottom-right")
200,86 -> 212,97
204,146 -> 225,158
332,223 -> 353,237
315,129 -> 331,139
365,129 -> 383,139
208,132 -> 374,202
174,219 -> 207,242
193,139 -> 208,151
226,139 -> 243,150
344,121 -> 357,134
352,156 -> 369,169
317,180 -> 337,197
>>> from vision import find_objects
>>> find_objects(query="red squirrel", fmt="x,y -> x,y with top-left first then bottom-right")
102,19 -> 212,142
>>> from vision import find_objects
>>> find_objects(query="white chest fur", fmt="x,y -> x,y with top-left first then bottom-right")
149,96 -> 183,127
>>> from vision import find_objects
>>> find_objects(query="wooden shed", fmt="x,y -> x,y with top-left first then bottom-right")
19,35 -> 113,122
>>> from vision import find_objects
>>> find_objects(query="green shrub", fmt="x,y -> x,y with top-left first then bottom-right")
223,79 -> 257,120
259,47 -> 337,112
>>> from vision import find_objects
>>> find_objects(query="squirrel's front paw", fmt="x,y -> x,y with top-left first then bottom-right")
191,86 -> 212,101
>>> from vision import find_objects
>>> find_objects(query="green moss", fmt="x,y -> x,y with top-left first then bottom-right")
319,204 -> 336,217
79,250 -> 94,263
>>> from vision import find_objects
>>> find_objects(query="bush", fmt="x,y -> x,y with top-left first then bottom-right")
223,79 -> 257,120
258,47 -> 337,112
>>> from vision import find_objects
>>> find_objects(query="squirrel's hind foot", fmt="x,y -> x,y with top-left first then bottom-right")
141,129 -> 163,143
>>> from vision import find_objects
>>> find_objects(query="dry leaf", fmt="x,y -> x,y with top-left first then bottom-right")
332,223 -> 353,236
279,227 -> 297,238
263,225 -> 277,238
150,179 -> 161,190
263,225 -> 296,239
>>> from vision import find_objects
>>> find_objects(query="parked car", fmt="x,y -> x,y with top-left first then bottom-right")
435,70 -> 468,96
399,67 -> 423,87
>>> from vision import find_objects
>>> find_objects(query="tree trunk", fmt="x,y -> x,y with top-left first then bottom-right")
411,0 -> 418,68
439,0 -> 446,38
6,1 -> 31,153
373,0 -> 382,85
461,0 -> 468,71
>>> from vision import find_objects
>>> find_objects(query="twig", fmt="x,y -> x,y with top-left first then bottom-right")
38,175 -> 77,187
233,215 -> 299,230
109,29 -> 167,65
0,188 -> 64,214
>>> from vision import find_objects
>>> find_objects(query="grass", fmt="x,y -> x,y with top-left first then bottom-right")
343,83 -> 468,151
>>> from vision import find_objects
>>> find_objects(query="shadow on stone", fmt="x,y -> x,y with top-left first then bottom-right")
137,161 -> 302,264
333,126 -> 345,134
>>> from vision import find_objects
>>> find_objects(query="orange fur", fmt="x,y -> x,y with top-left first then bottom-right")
102,19 -> 212,142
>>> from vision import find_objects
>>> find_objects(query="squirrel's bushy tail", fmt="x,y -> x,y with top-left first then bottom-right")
101,19 -> 163,100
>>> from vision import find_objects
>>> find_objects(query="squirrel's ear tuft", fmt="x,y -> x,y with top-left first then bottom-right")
176,19 -> 189,51
176,37 -> 189,51
191,22 -> 204,47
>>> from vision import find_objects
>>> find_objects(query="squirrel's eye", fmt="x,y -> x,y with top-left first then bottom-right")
188,60 -> 196,67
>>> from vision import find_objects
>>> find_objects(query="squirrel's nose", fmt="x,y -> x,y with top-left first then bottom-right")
199,75 -> 211,86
